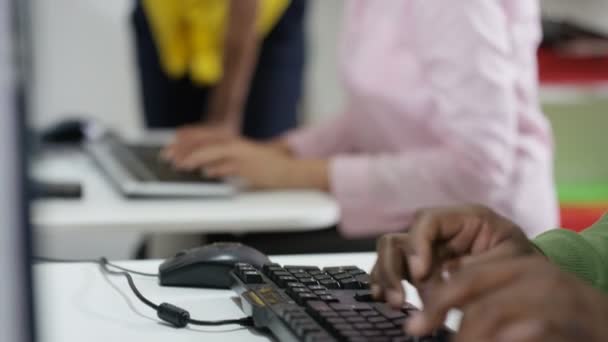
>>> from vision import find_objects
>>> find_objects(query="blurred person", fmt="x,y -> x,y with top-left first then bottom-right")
132,0 -> 306,139
165,0 -> 558,238
370,205 -> 608,341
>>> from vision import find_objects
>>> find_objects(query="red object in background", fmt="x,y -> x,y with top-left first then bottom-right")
538,47 -> 608,85
560,206 -> 607,232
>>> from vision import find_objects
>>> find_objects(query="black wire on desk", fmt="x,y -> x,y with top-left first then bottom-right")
34,256 -> 254,328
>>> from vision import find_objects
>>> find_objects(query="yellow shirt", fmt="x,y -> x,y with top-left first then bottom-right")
143,0 -> 289,85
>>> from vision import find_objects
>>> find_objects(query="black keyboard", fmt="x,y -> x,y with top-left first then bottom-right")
114,143 -> 222,183
231,263 -> 452,342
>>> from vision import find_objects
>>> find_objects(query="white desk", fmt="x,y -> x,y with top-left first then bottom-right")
34,252 -> 460,342
31,148 -> 340,258
32,148 -> 339,233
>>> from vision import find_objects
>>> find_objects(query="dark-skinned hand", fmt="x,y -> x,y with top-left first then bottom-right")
370,205 -> 541,308
408,256 -> 608,342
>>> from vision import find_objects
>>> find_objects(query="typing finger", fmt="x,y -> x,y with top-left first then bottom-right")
371,234 -> 410,308
406,258 -> 525,336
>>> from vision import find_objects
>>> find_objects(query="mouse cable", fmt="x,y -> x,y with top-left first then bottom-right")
33,256 -> 255,328
34,256 -> 159,277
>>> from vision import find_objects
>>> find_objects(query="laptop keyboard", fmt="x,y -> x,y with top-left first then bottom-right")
114,144 -> 221,183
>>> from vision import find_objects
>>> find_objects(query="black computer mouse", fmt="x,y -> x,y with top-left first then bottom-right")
40,118 -> 93,144
159,242 -> 271,289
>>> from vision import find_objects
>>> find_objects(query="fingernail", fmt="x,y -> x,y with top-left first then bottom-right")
370,284 -> 381,299
441,268 -> 451,281
405,312 -> 425,334
386,289 -> 403,307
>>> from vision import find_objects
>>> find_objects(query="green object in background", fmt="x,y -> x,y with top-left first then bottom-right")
542,93 -> 608,186
558,183 -> 608,205
542,90 -> 608,205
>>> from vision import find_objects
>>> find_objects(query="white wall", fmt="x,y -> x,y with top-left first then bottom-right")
31,0 -> 143,136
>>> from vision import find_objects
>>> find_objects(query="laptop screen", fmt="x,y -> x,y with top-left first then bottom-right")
0,0 -> 34,341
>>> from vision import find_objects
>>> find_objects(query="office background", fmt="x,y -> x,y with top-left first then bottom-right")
30,0 -> 608,259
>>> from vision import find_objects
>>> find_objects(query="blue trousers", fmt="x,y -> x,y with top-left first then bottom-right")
131,0 -> 306,139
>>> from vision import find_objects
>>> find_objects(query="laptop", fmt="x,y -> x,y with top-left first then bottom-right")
0,0 -> 35,340
86,134 -> 237,198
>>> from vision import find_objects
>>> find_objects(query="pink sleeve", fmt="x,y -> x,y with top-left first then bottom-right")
284,112 -> 354,158
333,1 -> 529,237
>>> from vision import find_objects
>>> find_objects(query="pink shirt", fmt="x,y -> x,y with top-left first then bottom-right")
287,0 -> 558,238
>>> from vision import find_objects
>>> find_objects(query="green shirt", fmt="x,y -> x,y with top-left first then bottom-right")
533,214 -> 608,292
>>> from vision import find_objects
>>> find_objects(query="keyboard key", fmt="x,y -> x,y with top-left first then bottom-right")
326,317 -> 347,325
336,327 -> 359,337
345,316 -> 366,323
348,269 -> 366,276
375,322 -> 395,329
308,285 -> 327,291
338,311 -> 358,318
319,295 -> 339,303
360,310 -> 380,317
391,338 -> 413,342
353,322 -> 373,330
329,303 -> 352,311
339,278 -> 361,289
296,293 -> 319,305
324,266 -> 358,273
333,323 -> 354,331
314,290 -> 330,296
375,305 -> 407,320
306,301 -> 332,312
262,264 -> 283,276
304,333 -> 334,342
294,272 -> 312,278
361,330 -> 383,337
285,265 -> 321,272
298,278 -> 318,285
314,275 -> 332,281
368,338 -> 391,342
384,329 -> 403,337
272,270 -> 291,278
354,274 -> 372,289
235,262 -> 254,269
354,291 -> 374,302
239,270 -> 263,284
289,287 -> 312,294
368,316 -> 389,323
277,275 -> 298,288
287,282 -> 306,288
318,311 -> 339,319
393,318 -> 407,327
319,280 -> 340,289
287,287 -> 312,301
333,273 -> 352,280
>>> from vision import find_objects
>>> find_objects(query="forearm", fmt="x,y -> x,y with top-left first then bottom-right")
207,0 -> 260,126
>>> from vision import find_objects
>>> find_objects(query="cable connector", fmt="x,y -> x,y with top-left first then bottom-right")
157,303 -> 190,328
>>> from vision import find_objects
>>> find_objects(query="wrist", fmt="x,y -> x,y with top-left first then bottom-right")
263,139 -> 295,156
284,159 -> 329,191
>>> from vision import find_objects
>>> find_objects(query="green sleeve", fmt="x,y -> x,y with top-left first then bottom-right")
533,214 -> 608,293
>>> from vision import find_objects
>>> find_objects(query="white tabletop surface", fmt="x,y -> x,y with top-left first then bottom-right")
34,252 -> 460,342
31,148 -> 339,233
